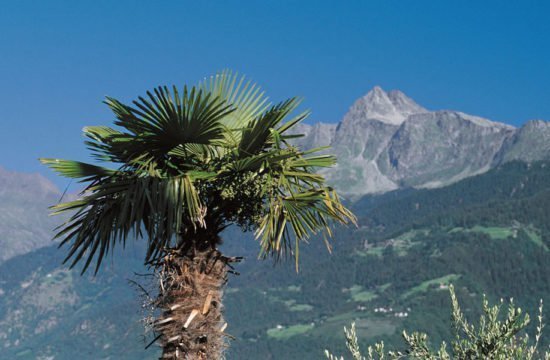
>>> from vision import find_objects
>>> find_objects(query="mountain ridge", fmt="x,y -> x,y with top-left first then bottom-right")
2,87 -> 549,263
293,87 -> 550,194
0,166 -> 62,263
1,160 -> 549,359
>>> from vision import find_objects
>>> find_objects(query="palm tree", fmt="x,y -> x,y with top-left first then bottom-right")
40,71 -> 355,359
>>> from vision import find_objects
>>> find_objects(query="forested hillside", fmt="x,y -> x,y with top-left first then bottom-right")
0,161 -> 548,359
224,161 -> 550,358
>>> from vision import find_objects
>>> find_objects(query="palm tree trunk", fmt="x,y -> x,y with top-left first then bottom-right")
154,248 -> 233,359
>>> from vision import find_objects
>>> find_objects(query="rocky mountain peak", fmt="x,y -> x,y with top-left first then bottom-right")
292,86 -> 550,196
387,89 -> 427,117
343,86 -> 427,126
522,119 -> 549,129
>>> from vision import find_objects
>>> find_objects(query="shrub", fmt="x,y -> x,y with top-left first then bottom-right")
325,285 -> 549,359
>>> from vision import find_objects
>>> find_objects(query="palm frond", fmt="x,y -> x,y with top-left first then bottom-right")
256,187 -> 356,269
99,86 -> 233,165
82,126 -> 124,162
238,98 -> 301,156
39,158 -> 115,180
199,70 -> 271,147
51,171 -> 207,274
42,71 -> 355,274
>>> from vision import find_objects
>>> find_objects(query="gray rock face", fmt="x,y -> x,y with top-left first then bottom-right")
291,122 -> 337,151
381,111 -> 515,188
294,87 -> 549,195
496,120 -> 550,163
343,86 -> 427,126
0,167 -> 62,263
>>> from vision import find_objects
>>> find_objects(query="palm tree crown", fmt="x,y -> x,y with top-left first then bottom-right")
41,71 -> 356,274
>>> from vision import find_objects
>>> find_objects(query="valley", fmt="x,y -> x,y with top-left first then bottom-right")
1,161 -> 549,359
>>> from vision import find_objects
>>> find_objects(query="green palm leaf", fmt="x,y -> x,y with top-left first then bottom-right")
256,187 -> 355,269
40,158 -> 115,180
41,70 -> 355,274
50,172 -> 206,274
201,70 -> 270,127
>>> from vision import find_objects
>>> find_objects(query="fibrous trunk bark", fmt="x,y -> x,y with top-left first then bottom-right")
153,249 -> 232,359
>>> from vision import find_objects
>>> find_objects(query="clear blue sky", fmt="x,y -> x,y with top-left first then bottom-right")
1,1 -> 549,188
